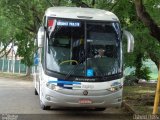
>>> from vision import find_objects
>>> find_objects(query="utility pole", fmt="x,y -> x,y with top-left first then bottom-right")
153,63 -> 160,114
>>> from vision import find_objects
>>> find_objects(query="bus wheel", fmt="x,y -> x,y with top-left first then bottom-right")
95,108 -> 106,111
34,88 -> 38,95
40,101 -> 50,110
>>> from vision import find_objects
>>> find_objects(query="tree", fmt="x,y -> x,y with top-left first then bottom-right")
0,16 -> 16,58
95,0 -> 160,78
135,0 -> 160,42
0,0 -> 48,75
0,0 -> 159,78
134,0 -> 160,69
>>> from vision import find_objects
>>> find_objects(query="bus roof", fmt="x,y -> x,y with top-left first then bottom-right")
45,7 -> 119,22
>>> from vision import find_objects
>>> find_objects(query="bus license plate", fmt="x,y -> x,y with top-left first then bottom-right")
79,99 -> 92,104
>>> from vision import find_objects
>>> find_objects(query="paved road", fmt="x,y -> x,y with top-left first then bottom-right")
0,77 -> 132,120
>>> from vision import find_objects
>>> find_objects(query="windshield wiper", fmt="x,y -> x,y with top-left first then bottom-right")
64,51 -> 86,80
64,52 -> 120,81
64,56 -> 106,80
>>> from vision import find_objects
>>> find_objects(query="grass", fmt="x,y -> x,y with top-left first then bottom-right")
123,84 -> 157,114
0,72 -> 33,80
123,85 -> 156,95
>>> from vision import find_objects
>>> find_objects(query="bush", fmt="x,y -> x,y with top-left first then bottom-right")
124,75 -> 138,86
139,67 -> 151,81
124,66 -> 151,86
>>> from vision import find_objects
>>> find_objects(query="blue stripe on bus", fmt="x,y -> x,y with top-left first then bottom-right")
48,80 -> 81,85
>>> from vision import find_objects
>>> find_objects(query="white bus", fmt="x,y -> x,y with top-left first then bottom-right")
34,7 -> 134,110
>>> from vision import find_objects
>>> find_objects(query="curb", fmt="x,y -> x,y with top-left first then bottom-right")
122,101 -> 136,114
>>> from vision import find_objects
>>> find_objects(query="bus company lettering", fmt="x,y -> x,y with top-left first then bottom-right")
75,78 -> 96,82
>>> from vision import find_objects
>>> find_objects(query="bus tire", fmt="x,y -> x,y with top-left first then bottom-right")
40,101 -> 50,110
34,88 -> 38,95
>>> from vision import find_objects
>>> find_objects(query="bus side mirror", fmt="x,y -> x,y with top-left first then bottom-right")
123,30 -> 134,53
37,26 -> 45,47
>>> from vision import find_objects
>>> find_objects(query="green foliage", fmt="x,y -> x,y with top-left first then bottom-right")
130,66 -> 151,81
0,16 -> 15,44
140,67 -> 151,81
134,53 -> 143,79
0,0 -> 160,77
122,1 -> 160,79
124,74 -> 138,86
15,31 -> 34,67
124,66 -> 151,86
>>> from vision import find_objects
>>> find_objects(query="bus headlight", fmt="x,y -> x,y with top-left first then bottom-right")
46,82 -> 61,91
107,82 -> 122,92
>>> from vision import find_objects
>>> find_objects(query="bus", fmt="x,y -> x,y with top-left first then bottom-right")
34,7 -> 134,110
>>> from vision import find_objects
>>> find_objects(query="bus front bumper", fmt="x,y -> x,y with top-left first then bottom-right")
41,87 -> 122,109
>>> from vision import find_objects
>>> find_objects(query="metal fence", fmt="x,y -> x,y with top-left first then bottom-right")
0,42 -> 34,74
0,58 -> 31,74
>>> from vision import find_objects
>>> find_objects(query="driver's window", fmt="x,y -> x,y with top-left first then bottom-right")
48,36 -> 70,65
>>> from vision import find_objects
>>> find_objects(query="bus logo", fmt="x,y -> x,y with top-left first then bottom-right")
83,90 -> 88,96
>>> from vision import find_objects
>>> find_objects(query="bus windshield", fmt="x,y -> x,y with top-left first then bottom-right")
46,18 -> 122,78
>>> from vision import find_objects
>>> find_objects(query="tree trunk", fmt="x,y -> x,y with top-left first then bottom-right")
91,0 -> 95,6
148,52 -> 159,70
26,66 -> 32,76
134,0 -> 160,42
135,52 -> 143,79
